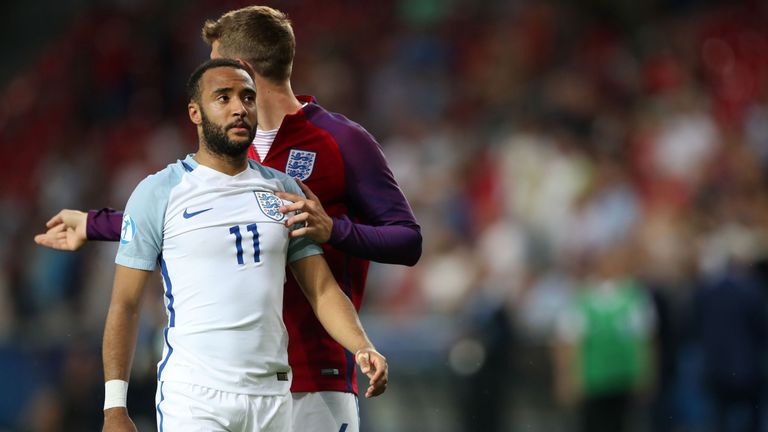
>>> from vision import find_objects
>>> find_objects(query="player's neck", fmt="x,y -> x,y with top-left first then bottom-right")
194,146 -> 248,176
254,76 -> 303,130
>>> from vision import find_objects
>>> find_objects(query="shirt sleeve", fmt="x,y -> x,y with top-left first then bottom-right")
115,176 -> 167,271
330,126 -> 422,266
282,176 -> 323,264
86,208 -> 123,241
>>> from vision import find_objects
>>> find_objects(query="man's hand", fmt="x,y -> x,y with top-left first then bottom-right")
276,179 -> 333,243
355,348 -> 388,398
33,209 -> 88,251
102,408 -> 137,432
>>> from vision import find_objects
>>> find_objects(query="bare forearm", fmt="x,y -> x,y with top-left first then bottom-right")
103,303 -> 141,381
312,287 -> 374,354
291,255 -> 374,354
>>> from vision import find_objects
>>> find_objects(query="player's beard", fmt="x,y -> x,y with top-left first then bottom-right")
200,109 -> 255,158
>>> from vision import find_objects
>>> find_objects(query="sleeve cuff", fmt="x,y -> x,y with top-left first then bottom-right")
328,215 -> 351,246
288,243 -> 323,264
86,210 -> 97,240
87,208 -> 123,241
115,255 -> 157,271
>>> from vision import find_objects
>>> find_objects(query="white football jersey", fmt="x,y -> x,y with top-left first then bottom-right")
116,154 -> 322,396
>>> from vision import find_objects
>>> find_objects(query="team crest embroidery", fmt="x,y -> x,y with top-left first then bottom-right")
255,192 -> 285,221
285,149 -> 316,181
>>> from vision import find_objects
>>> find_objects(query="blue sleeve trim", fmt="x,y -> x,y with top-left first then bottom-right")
287,241 -> 323,264
157,256 -> 176,381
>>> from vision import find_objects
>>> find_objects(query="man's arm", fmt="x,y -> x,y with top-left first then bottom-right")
88,208 -> 124,241
277,131 -> 422,266
329,129 -> 421,266
289,254 -> 388,398
34,208 -> 124,250
102,265 -> 151,431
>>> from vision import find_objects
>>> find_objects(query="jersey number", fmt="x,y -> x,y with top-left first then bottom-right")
229,224 -> 260,265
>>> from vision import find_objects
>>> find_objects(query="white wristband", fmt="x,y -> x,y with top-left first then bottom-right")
104,379 -> 129,410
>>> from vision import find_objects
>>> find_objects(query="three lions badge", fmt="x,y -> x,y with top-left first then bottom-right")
255,192 -> 285,221
285,149 -> 316,181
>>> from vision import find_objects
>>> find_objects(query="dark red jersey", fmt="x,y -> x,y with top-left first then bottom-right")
252,97 -> 420,393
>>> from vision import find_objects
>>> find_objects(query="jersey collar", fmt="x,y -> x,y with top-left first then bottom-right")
276,95 -> 317,131
296,95 -> 316,105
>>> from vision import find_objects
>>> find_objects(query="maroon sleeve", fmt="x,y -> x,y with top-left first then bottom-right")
86,208 -> 123,241
314,117 -> 422,266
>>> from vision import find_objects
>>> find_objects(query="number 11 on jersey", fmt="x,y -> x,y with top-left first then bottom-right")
229,224 -> 260,265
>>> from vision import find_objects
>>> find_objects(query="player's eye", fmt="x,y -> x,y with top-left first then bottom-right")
243,94 -> 256,104
217,95 -> 229,103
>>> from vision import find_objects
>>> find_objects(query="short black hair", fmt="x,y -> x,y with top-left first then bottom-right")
186,58 -> 250,103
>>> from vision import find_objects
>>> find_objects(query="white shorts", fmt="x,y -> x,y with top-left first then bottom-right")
292,391 -> 359,432
155,381 -> 292,432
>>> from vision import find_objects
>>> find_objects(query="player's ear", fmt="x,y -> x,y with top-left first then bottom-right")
188,101 -> 202,125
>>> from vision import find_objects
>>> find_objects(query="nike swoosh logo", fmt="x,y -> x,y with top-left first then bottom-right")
183,207 -> 213,219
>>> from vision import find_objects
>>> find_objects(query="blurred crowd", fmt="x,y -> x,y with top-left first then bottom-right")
2,0 -> 768,431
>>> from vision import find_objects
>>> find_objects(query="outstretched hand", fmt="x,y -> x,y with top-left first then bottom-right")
276,179 -> 333,243
33,209 -> 88,251
355,348 -> 388,398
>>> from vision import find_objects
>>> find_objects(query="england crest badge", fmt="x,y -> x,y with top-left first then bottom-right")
254,191 -> 285,221
285,149 -> 316,181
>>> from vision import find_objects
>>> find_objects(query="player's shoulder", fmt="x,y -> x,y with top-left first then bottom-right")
247,160 -> 300,193
303,101 -> 377,146
130,158 -> 189,199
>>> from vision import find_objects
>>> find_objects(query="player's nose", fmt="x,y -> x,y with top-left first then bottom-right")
233,100 -> 248,115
